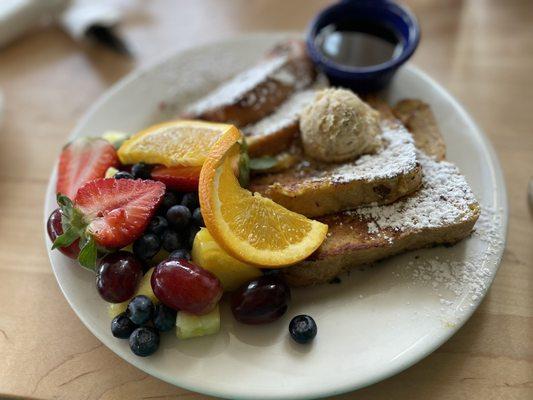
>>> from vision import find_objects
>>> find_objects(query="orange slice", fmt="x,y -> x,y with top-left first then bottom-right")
199,131 -> 328,267
117,120 -> 238,167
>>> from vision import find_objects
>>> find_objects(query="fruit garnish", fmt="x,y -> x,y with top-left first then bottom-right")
47,208 -> 80,259
75,178 -> 165,248
151,259 -> 223,315
105,167 -> 119,178
231,275 -> 291,325
52,178 -> 165,269
176,305 -> 220,340
129,326 -> 159,357
192,228 -> 262,291
57,137 -> 119,199
198,130 -> 328,267
151,165 -> 202,191
117,120 -> 239,167
135,267 -> 159,304
153,304 -> 177,332
108,302 -> 129,319
111,313 -> 136,339
96,252 -> 143,303
289,315 -> 317,344
127,295 -> 154,325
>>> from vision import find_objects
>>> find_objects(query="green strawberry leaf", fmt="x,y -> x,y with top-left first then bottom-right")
238,137 -> 250,188
77,236 -> 98,271
249,156 -> 277,171
52,227 -> 80,249
57,193 -> 73,208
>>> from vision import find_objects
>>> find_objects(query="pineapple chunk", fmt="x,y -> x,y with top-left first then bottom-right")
105,166 -> 119,178
136,267 -> 158,304
176,305 -> 220,339
192,228 -> 262,291
107,301 -> 128,318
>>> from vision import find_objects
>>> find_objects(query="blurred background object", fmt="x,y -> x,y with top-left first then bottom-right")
0,0 -> 131,55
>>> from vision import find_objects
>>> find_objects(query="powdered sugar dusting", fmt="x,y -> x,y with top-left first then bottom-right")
243,89 -> 316,137
184,55 -> 292,115
472,204 -> 505,255
286,121 -> 418,185
354,152 -> 478,232
387,205 -> 504,321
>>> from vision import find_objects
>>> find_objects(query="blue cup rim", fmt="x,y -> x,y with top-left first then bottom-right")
306,0 -> 421,75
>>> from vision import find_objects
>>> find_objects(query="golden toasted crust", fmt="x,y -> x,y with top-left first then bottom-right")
393,99 -> 446,161
193,82 -> 294,127
252,164 -> 422,217
183,40 -> 316,127
283,209 -> 479,286
247,121 -> 299,157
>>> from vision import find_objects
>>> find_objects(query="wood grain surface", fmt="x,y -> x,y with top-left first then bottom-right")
0,1 -> 531,399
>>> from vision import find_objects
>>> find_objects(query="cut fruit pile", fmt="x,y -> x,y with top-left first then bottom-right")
48,110 -> 327,357
199,127 -> 328,267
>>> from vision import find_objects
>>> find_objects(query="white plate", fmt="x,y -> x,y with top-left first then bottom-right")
44,33 -> 507,399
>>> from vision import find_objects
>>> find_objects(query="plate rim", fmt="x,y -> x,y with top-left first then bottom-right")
43,32 -> 508,400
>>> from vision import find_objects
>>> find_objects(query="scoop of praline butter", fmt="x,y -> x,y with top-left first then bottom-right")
299,88 -> 381,163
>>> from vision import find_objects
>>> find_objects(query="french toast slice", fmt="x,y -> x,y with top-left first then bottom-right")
243,89 -> 316,157
250,118 -> 423,217
182,40 -> 315,127
283,152 -> 480,286
393,99 -> 446,161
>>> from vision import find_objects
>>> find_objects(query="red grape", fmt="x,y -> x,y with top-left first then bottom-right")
151,259 -> 222,315
231,275 -> 291,324
46,208 -> 80,259
96,251 -> 143,303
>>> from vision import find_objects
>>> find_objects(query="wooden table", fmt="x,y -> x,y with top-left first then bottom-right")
0,1 -> 531,399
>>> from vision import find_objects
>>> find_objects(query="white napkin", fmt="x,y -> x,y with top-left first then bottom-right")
61,0 -> 122,40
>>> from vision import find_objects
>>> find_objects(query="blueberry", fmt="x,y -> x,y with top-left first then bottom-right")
133,233 -> 161,260
166,205 -> 191,229
131,163 -> 152,180
191,208 -> 204,227
161,229 -> 183,252
289,315 -> 317,344
115,171 -> 134,180
148,216 -> 169,237
161,191 -> 181,211
181,192 -> 199,211
168,249 -> 191,261
188,225 -> 200,249
129,327 -> 159,357
152,304 -> 177,332
111,313 -> 137,339
127,295 -> 154,325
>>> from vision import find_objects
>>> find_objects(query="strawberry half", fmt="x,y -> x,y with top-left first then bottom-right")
53,178 -> 165,269
57,138 -> 119,199
151,165 -> 201,191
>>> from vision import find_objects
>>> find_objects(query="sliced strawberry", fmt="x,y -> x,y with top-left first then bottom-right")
151,165 -> 201,191
75,178 -> 165,248
57,138 -> 119,199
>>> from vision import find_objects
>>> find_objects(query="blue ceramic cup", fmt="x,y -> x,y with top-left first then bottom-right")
306,0 -> 420,92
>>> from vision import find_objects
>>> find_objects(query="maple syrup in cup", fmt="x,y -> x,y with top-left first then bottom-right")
306,0 -> 420,92
315,23 -> 403,68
